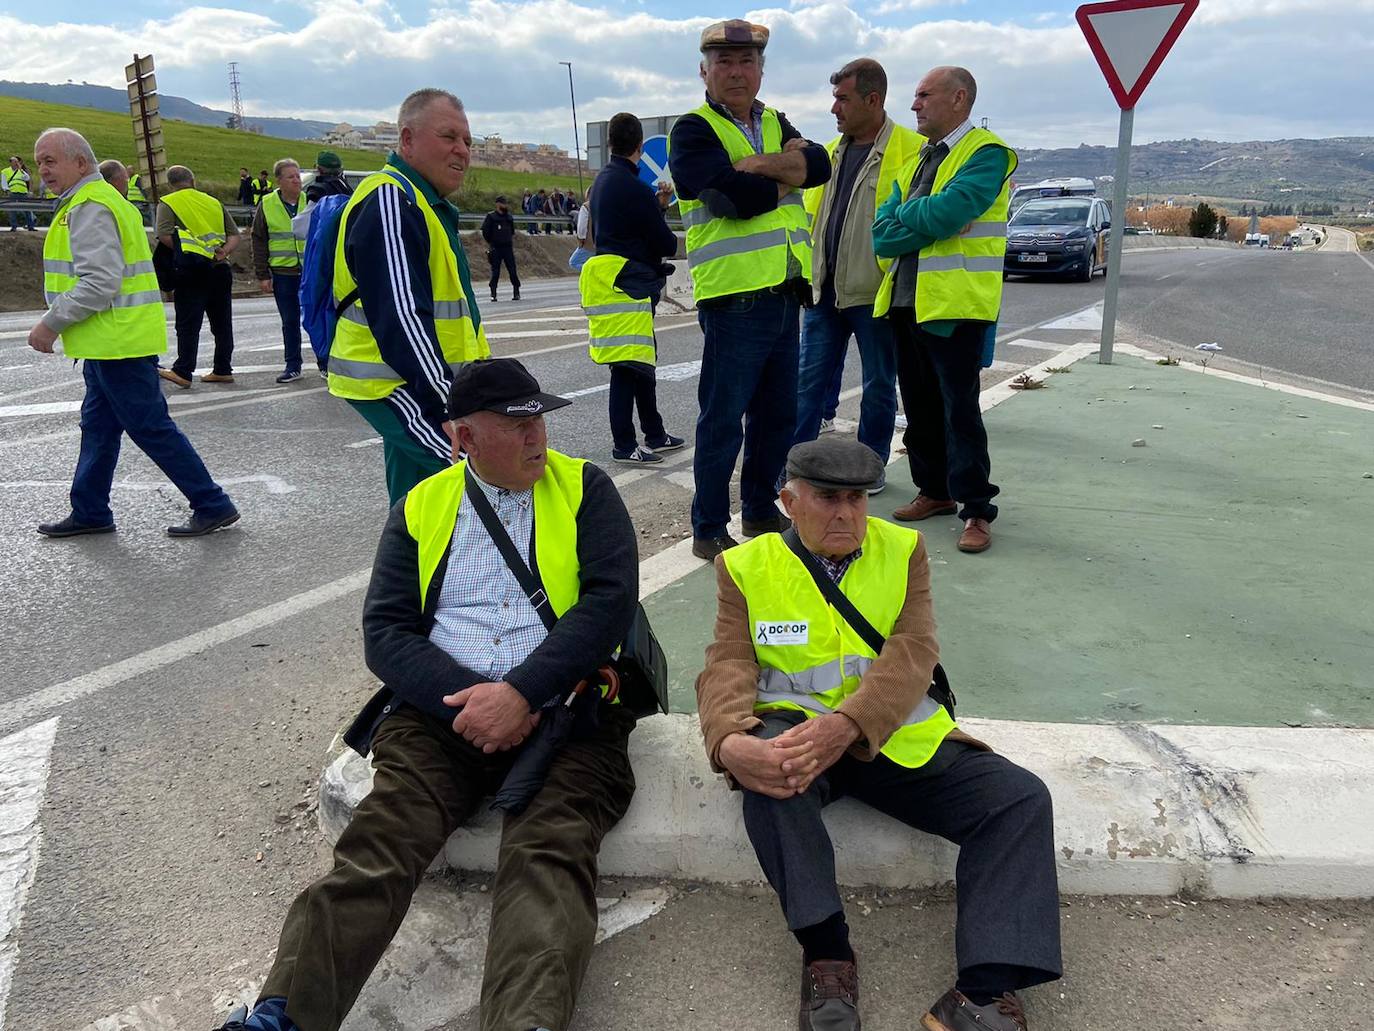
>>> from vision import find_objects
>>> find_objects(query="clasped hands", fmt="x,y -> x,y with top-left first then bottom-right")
718,713 -> 860,800
443,680 -> 540,753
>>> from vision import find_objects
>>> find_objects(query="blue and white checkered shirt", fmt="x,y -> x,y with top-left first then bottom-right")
428,469 -> 548,681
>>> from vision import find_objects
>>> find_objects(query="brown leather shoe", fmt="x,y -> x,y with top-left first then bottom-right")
200,372 -> 235,383
922,989 -> 1027,1030
799,959 -> 860,1030
157,367 -> 191,388
957,518 -> 991,553
892,495 -> 957,522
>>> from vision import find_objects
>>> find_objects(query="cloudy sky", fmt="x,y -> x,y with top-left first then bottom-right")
6,0 -> 1371,152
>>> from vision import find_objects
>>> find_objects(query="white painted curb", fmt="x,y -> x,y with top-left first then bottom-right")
320,714 -> 1374,899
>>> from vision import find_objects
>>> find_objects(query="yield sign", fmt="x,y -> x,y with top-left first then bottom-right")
1076,0 -> 1198,109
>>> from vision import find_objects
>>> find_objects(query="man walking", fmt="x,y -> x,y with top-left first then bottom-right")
28,128 -> 238,539
251,158 -> 308,383
327,87 -> 491,504
873,67 -> 1016,553
156,164 -> 241,387
667,18 -> 830,561
481,194 -> 521,301
793,58 -> 925,495
582,111 -> 684,464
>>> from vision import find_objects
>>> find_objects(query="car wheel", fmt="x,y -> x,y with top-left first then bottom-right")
1077,255 -> 1093,282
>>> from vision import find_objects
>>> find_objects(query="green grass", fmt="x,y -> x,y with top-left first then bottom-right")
1,95 -> 583,209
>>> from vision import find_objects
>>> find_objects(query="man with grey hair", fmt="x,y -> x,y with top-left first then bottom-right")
324,86 -> 491,504
28,127 -> 238,538
155,163 -> 241,387
97,158 -> 129,197
251,157 -> 308,382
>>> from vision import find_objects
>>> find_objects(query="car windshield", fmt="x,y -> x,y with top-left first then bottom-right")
1012,201 -> 1091,226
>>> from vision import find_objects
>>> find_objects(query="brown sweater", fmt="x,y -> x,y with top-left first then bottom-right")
695,537 -> 984,773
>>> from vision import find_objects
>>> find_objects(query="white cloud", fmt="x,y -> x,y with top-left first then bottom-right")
4,0 -> 1370,155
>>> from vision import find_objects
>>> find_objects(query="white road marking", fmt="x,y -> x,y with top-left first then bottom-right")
1005,338 -> 1063,350
1038,303 -> 1103,331
0,717 -> 59,1031
0,386 -> 280,419
0,571 -> 372,737
481,314 -> 585,327
0,473 -> 297,496
0,365 -> 34,372
1157,272 -> 1176,281
500,318 -> 698,360
346,436 -> 384,449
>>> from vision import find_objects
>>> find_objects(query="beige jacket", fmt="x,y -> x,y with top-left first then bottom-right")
809,115 -> 900,309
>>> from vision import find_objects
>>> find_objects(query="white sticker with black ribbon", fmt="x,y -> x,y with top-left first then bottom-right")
755,620 -> 809,646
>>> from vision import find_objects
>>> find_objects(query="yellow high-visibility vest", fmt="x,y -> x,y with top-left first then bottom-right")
579,254 -> 655,366
328,167 -> 490,401
127,173 -> 146,203
2,168 -> 29,194
722,519 -> 956,768
873,127 -> 1017,322
43,179 -> 166,360
676,103 -> 813,304
262,190 -> 305,271
162,188 -> 228,260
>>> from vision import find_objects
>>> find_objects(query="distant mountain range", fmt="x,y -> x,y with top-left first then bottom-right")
1012,136 -> 1374,209
0,80 -> 336,141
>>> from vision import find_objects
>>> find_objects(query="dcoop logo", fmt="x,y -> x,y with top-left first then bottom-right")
755,621 -> 809,645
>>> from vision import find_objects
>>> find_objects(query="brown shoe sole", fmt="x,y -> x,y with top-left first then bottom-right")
921,1015 -> 953,1031
893,501 -> 957,522
157,369 -> 191,388
200,374 -> 235,383
957,535 -> 991,554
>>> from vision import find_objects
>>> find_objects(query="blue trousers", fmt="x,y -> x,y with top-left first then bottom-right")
272,272 -> 303,374
793,282 -> 897,462
742,712 -> 1062,989
70,356 -> 232,525
692,290 -> 800,538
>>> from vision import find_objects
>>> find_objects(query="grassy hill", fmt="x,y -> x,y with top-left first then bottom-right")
0,95 -> 582,209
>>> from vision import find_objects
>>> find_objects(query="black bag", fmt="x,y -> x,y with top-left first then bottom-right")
782,527 -> 955,718
464,468 -> 668,718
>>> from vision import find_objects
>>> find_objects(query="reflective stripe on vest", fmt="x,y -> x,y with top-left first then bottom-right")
579,253 -> 655,366
873,127 -> 1018,321
262,190 -> 305,271
722,519 -> 956,769
675,105 -> 814,303
42,179 -> 167,360
328,167 -> 490,402
162,188 -> 228,260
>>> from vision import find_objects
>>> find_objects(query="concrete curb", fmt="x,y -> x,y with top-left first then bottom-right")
320,713 -> 1374,899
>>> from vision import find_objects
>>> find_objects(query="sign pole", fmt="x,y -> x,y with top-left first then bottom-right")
132,54 -> 161,206
1098,105 -> 1133,364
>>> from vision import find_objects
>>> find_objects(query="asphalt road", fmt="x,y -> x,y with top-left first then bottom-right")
2,245 -> 1371,1030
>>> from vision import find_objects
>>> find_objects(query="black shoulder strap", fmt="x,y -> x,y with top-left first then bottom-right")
463,467 -> 558,632
782,527 -> 885,655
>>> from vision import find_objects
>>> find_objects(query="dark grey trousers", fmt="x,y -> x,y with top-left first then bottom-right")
741,712 -> 1063,987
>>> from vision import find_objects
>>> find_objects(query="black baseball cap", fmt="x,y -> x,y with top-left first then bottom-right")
494,194 -> 509,203
447,358 -> 571,420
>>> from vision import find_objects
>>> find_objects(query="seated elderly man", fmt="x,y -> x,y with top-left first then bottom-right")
220,358 -> 640,1031
696,436 -> 1062,1031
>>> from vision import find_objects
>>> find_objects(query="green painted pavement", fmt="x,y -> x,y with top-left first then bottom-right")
646,355 -> 1374,728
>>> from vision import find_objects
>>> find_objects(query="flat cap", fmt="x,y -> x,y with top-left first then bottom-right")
699,19 -> 769,52
785,437 -> 885,492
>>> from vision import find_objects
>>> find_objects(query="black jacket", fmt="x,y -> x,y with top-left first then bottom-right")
589,155 -> 678,270
481,209 -> 517,248
344,461 -> 639,753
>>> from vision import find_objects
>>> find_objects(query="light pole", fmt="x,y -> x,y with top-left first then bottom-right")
559,61 -> 586,200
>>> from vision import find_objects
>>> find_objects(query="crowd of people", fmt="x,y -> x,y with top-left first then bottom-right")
27,17 -> 1056,1031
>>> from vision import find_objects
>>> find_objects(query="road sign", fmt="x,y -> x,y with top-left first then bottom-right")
1076,0 -> 1198,110
1076,0 -> 1198,363
637,134 -> 674,202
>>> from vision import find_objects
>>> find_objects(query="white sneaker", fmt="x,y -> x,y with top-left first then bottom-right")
818,418 -> 836,434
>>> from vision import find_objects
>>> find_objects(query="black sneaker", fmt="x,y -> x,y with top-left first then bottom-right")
167,506 -> 241,538
490,293 -> 499,302
612,445 -> 663,465
275,370 -> 302,384
645,433 -> 686,453
512,291 -> 521,301
691,534 -> 738,561
212,1003 -> 250,1030
742,513 -> 792,538
37,515 -> 116,538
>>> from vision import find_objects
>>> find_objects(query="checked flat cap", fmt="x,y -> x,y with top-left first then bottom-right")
699,19 -> 770,52
785,437 -> 885,492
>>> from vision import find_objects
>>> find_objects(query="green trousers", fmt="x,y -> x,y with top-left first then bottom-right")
261,705 -> 636,1031
346,396 -> 451,505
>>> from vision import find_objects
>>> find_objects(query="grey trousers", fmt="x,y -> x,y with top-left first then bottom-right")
741,712 -> 1063,988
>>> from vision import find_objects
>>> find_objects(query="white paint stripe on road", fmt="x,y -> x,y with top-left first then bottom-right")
0,717 -> 59,1031
0,572 -> 371,738
1005,338 -> 1063,350
0,473 -> 298,495
0,386 -> 281,419
0,364 -> 35,372
500,318 -> 698,360
346,436 -> 383,449
481,314 -> 586,327
1038,303 -> 1102,332
1156,272 -> 1176,281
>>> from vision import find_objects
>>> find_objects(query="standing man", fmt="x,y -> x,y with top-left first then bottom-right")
236,167 -> 255,206
569,180 -> 594,270
793,58 -> 925,495
667,18 -> 831,561
251,158 -> 308,383
125,163 -> 148,216
582,111 -> 684,465
328,87 -> 491,504
873,67 -> 1016,554
481,194 -> 521,302
697,436 -> 1061,1031
305,150 -> 352,204
215,359 -> 640,1031
4,156 -> 36,231
254,169 -> 273,203
29,128 -> 239,539
97,159 -> 130,197
155,164 -> 240,387
521,189 -> 539,234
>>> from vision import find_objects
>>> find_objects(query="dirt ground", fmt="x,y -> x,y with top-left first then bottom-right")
0,225 -> 576,313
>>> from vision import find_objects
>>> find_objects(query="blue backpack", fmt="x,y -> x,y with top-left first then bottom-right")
298,169 -> 416,370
